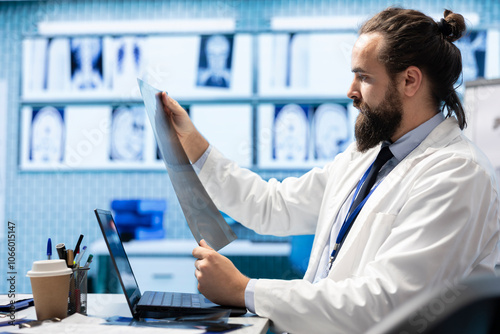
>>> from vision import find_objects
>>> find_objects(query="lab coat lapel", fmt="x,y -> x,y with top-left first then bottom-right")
303,147 -> 379,282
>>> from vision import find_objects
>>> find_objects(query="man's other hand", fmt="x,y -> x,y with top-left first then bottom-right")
192,239 -> 250,308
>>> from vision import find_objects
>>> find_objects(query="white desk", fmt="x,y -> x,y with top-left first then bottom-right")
1,294 -> 269,333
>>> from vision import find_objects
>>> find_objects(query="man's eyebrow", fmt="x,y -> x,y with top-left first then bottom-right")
351,67 -> 367,74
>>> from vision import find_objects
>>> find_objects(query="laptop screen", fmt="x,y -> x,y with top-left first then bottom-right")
95,209 -> 142,314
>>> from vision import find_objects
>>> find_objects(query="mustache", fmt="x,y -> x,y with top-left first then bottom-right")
353,98 -> 365,111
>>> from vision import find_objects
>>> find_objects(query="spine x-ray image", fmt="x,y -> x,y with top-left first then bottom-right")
29,106 -> 65,163
70,37 -> 104,91
110,106 -> 145,161
197,34 -> 234,88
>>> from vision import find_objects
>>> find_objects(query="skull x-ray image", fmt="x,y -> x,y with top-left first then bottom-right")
273,104 -> 309,162
197,34 -> 234,88
313,103 -> 350,160
70,37 -> 104,91
110,106 -> 145,161
29,106 -> 65,163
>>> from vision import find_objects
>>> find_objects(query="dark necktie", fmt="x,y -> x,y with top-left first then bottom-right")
348,146 -> 394,218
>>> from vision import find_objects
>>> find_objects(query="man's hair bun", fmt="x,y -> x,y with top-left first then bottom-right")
438,9 -> 466,42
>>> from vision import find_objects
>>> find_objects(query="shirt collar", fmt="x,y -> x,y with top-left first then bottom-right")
386,112 -> 445,162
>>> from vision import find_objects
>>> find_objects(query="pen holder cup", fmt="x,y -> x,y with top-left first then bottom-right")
68,267 -> 89,316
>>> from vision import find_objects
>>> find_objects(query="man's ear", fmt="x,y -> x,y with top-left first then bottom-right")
403,66 -> 423,97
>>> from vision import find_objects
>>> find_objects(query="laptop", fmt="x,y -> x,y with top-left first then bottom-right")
94,208 -> 247,318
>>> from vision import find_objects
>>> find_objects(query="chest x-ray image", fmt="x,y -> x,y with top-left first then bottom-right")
313,103 -> 350,160
197,34 -> 234,88
110,106 -> 145,161
29,106 -> 65,163
70,37 -> 104,91
456,31 -> 486,84
111,36 -> 145,93
273,104 -> 309,162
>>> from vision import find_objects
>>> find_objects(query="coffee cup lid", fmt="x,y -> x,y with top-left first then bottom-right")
27,260 -> 72,277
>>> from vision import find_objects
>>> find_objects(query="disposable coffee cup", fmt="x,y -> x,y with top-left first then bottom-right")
27,260 -> 72,321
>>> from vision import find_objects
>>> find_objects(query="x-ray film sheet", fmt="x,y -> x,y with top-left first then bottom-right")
137,79 -> 237,251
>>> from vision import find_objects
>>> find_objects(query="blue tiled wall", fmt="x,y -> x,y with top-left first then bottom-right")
1,0 -> 500,293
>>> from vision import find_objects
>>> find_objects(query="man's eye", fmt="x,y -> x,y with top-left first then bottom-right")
358,74 -> 368,81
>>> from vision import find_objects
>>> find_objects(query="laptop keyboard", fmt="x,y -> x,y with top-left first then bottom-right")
143,291 -> 204,308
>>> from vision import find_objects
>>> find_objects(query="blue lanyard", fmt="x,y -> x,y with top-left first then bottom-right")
328,161 -> 381,269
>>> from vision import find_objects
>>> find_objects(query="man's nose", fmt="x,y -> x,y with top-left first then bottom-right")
347,80 -> 360,100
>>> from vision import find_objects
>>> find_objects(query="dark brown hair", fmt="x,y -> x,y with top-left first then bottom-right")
360,8 -> 467,129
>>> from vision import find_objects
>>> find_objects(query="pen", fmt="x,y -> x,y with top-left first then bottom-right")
83,254 -> 93,269
46,238 -> 52,260
56,243 -> 66,260
66,249 -> 74,268
74,246 -> 87,267
74,234 -> 84,255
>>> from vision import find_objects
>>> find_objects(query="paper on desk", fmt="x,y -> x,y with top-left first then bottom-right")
137,79 -> 237,251
2,313 -> 204,333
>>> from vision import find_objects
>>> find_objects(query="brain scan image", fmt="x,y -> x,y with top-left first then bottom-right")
273,104 -> 309,162
110,106 -> 145,161
30,106 -> 65,163
313,103 -> 349,160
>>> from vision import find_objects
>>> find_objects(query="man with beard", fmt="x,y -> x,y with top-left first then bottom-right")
160,7 -> 499,334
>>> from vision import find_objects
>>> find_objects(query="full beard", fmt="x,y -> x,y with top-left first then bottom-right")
353,84 -> 403,153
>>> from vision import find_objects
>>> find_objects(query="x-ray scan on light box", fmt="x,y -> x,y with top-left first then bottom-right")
21,105 -> 160,170
455,30 -> 500,95
190,104 -> 252,168
23,37 -> 113,100
258,103 -> 310,169
70,37 -> 105,92
109,106 -> 146,162
312,103 -> 351,160
20,106 -> 66,170
103,36 -> 147,98
258,103 -> 357,169
143,34 -> 252,99
22,38 -> 72,99
258,33 -> 357,98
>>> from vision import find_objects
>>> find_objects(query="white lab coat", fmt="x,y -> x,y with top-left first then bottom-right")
198,117 -> 500,334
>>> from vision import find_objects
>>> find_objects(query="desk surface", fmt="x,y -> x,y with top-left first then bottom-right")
2,294 -> 269,334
